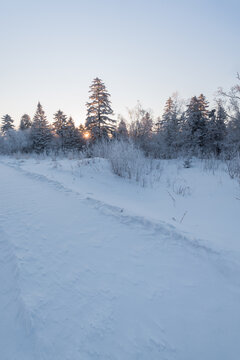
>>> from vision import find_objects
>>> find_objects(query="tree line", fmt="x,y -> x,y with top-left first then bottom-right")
1,77 -> 240,158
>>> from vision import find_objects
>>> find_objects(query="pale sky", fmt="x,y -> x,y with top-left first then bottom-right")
0,0 -> 239,126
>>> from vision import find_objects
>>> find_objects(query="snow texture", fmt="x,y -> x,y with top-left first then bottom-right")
0,157 -> 240,359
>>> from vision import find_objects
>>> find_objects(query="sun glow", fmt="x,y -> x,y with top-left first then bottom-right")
83,131 -> 90,139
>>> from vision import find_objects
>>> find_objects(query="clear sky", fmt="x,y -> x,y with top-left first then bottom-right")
0,0 -> 239,126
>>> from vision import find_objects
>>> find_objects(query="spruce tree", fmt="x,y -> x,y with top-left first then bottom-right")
139,112 -> 153,138
31,102 -> 52,153
117,116 -> 128,139
183,95 -> 209,154
52,110 -> 68,138
79,124 -> 85,133
52,110 -> 68,150
160,97 -> 180,157
207,104 -> 227,155
85,78 -> 116,139
1,114 -> 14,135
19,114 -> 32,131
64,117 -> 82,150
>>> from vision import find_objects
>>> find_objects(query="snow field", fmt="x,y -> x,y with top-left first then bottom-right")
0,157 -> 240,359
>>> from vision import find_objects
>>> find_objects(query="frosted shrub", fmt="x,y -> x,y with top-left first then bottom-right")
108,141 -> 146,180
109,141 -> 163,186
202,157 -> 220,174
226,157 -> 240,181
88,139 -> 163,187
172,177 -> 192,197
0,135 -> 4,154
0,130 -> 32,154
94,140 -> 148,182
88,140 -> 112,159
183,158 -> 192,168
51,159 -> 61,169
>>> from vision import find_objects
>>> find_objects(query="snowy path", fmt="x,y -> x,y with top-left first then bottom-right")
0,162 -> 240,359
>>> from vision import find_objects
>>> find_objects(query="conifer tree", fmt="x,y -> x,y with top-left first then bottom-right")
183,94 -> 209,154
198,94 -> 209,117
52,110 -> 68,138
160,97 -> 180,157
79,124 -> 85,133
31,102 -> 52,153
139,112 -> 153,139
52,110 -> 68,150
207,103 -> 227,155
85,78 -> 116,139
117,116 -> 128,139
1,114 -> 14,135
64,117 -> 82,150
19,114 -> 32,131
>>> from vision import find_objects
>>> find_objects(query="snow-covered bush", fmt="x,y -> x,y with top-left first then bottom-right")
0,130 -> 32,154
226,156 -> 240,181
88,140 -> 146,181
108,141 -> 147,182
183,158 -> 192,168
172,177 -> 192,197
202,157 -> 221,174
87,139 -> 163,186
87,139 -> 114,159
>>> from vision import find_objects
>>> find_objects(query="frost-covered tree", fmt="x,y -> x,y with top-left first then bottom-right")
31,102 -> 52,153
85,78 -> 116,139
183,94 -> 209,154
140,112 -> 153,139
0,115 -> 16,154
128,103 -> 154,155
52,112 -> 83,151
128,102 -> 144,140
198,94 -> 209,117
219,75 -> 240,154
138,111 -> 154,155
117,116 -> 128,139
64,117 -> 83,150
226,109 -> 240,153
4,130 -> 32,154
79,124 -> 85,133
1,114 -> 14,135
129,103 -> 153,141
206,103 -> 227,155
52,110 -> 68,137
159,96 -> 181,157
0,114 -> 32,154
19,114 -> 32,131
52,110 -> 68,150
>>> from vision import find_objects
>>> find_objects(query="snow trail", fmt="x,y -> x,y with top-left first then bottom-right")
0,229 -> 39,360
0,162 -> 240,359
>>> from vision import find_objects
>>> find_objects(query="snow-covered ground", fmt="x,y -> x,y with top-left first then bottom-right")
0,156 -> 240,359
3,155 -> 240,254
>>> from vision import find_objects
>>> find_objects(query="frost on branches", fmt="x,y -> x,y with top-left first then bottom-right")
85,78 -> 116,139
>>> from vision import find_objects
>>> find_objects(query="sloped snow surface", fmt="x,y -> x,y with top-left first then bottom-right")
0,159 -> 240,359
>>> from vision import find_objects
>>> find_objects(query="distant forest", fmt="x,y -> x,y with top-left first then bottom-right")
1,76 -> 240,159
